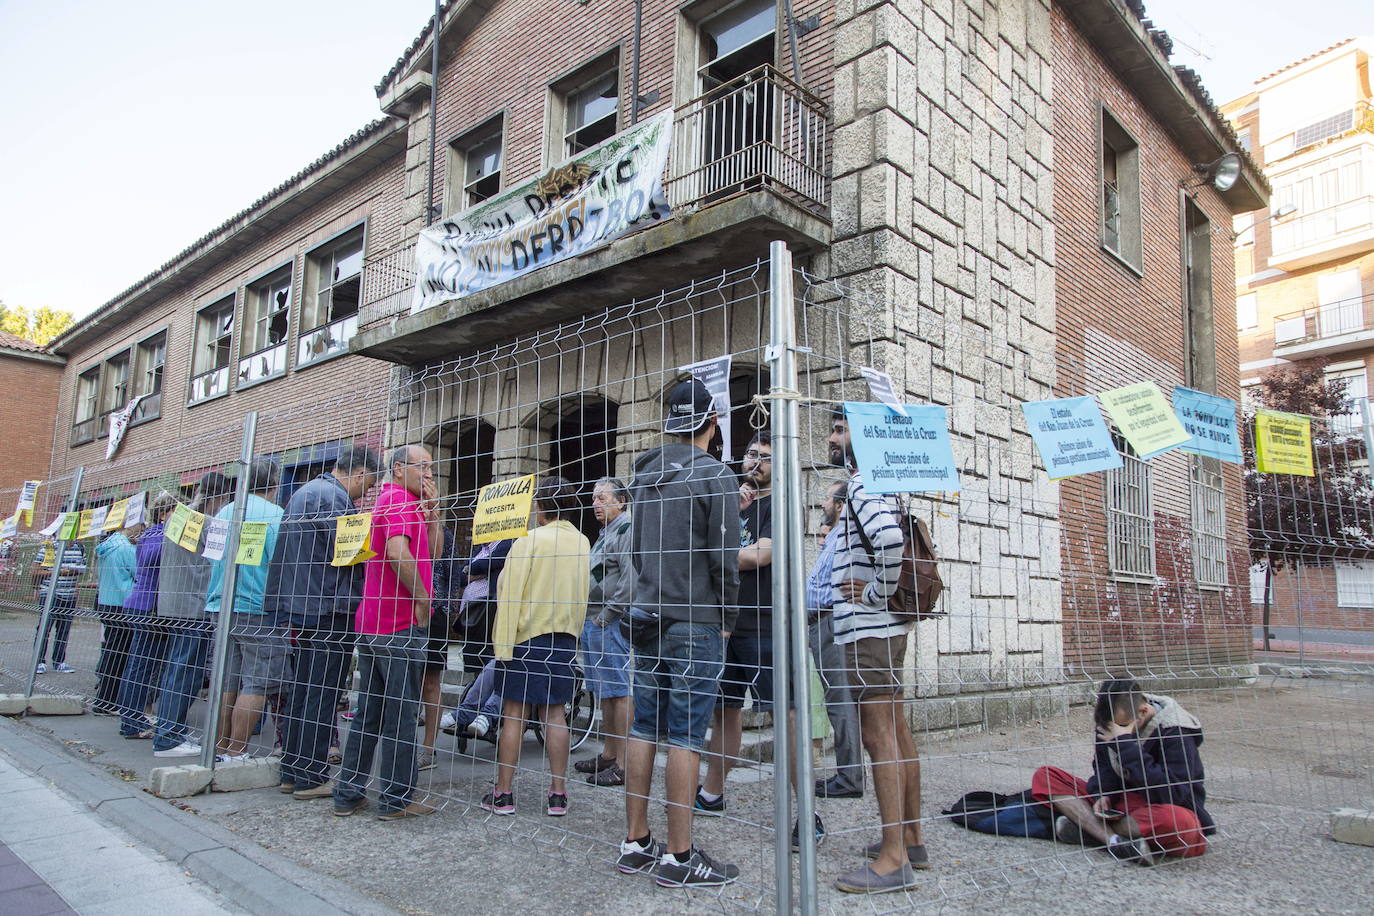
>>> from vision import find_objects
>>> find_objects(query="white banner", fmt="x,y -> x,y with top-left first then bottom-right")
17,480 -> 39,512
202,516 -> 230,561
106,395 -> 144,460
0,515 -> 16,541
410,112 -> 673,312
124,491 -> 146,528
681,355 -> 734,463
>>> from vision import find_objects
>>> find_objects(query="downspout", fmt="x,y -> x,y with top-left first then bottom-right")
781,0 -> 803,84
426,0 -> 442,225
631,0 -> 642,123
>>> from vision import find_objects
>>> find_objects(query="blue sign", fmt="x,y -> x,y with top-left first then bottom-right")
844,402 -> 961,494
1173,386 -> 1243,464
1021,396 -> 1123,479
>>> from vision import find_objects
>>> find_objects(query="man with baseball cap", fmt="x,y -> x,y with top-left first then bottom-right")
617,377 -> 741,888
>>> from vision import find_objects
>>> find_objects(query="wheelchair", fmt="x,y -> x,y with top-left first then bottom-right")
453,662 -> 596,755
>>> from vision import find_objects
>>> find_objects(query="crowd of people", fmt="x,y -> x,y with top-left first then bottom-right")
29,377 -> 1214,895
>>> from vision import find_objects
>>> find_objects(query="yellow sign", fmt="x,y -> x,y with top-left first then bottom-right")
17,481 -> 39,527
1097,382 -> 1191,459
179,509 -> 206,551
104,498 -> 129,531
236,522 -> 269,566
332,512 -> 378,567
1255,409 -> 1315,476
164,503 -> 191,545
76,509 -> 94,539
58,513 -> 79,541
40,544 -> 56,567
471,474 -> 536,545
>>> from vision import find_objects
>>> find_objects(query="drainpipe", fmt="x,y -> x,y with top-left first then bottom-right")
426,0 -> 442,225
631,0 -> 643,123
781,0 -> 803,84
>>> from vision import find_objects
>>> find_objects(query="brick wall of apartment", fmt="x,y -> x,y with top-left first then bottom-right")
1051,5 -> 1250,673
0,354 -> 61,505
1259,563 -> 1374,633
1237,250 -> 1374,374
47,152 -> 407,494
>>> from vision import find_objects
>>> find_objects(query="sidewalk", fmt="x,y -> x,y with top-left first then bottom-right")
0,752 -> 230,915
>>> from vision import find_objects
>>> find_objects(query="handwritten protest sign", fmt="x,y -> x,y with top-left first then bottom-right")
104,498 -> 129,531
236,522 -> 269,566
844,402 -> 961,494
1021,396 -> 1122,479
164,503 -> 191,546
1255,409 -> 1314,476
1173,387 -> 1242,463
202,517 -> 229,562
471,474 -> 536,545
332,513 -> 378,567
1097,382 -> 1190,459
179,510 -> 206,552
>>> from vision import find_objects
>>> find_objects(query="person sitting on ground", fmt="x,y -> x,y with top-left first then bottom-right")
442,656 -> 502,741
1032,678 -> 1214,865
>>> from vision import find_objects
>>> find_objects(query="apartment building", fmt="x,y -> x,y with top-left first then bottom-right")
1223,37 -> 1374,635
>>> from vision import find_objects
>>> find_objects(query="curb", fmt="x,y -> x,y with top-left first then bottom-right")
0,714 -> 398,916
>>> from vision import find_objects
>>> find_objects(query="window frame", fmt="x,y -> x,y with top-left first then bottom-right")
546,49 -> 622,164
189,294 -> 237,407
1105,435 -> 1156,583
298,222 -> 367,370
98,348 -> 132,426
1190,457 -> 1228,590
445,114 -> 506,216
71,364 -> 102,446
237,261 -> 294,390
131,328 -> 168,426
1099,105 -> 1142,274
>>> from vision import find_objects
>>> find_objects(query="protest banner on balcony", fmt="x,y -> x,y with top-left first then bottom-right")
410,112 -> 673,312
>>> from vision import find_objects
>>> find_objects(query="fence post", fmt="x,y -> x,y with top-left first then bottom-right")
199,413 -> 258,770
24,468 -> 85,699
768,240 -> 818,913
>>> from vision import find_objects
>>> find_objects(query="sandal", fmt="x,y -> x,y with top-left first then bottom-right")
328,747 -> 342,765
573,754 -> 616,775
123,728 -> 153,740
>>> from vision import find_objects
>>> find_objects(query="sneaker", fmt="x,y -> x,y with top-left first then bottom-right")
574,753 -> 615,774
333,796 -> 370,817
377,797 -> 437,821
863,841 -> 930,870
653,847 -> 740,888
693,786 -> 725,816
293,781 -> 337,800
278,780 -> 297,794
588,763 -> 625,787
35,663 -> 46,674
1054,815 -> 1087,847
153,742 -> 202,758
54,663 -> 77,673
480,790 -> 515,815
418,751 -> 436,771
834,862 -> 918,894
468,714 -> 491,738
1107,834 -> 1155,866
547,792 -> 569,817
790,814 -> 826,852
616,836 -> 666,874
439,711 -> 457,734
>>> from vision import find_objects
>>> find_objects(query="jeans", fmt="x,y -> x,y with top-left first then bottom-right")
809,612 -> 864,793
117,616 -> 170,736
629,617 -> 724,753
451,658 -> 501,729
334,627 -> 425,813
36,594 -> 76,666
152,619 -> 213,751
280,614 -> 355,789
94,604 -> 136,708
580,616 -> 632,700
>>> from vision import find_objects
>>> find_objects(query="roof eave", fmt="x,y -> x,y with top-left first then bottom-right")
0,345 -> 64,366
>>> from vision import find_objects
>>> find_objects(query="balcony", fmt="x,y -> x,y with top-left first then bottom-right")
1269,194 -> 1374,270
1272,294 -> 1374,360
297,314 -> 359,367
353,65 -> 831,365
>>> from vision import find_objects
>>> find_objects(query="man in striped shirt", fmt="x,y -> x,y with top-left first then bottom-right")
826,410 -> 928,894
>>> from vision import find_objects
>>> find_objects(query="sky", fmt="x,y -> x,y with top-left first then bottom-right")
0,1 -> 1367,320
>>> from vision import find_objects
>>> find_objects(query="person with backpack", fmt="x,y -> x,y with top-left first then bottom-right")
1032,678 -> 1214,864
826,408 -> 927,894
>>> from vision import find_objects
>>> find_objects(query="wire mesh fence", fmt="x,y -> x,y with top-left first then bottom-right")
0,244 -> 1371,913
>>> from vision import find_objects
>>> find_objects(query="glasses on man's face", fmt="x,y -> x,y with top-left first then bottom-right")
744,449 -> 772,462
398,461 -> 433,474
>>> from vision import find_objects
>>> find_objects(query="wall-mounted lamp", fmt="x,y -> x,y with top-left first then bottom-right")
1270,203 -> 1298,220
1192,152 -> 1242,192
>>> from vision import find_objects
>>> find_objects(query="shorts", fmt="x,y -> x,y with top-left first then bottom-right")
719,632 -> 774,709
580,615 -> 631,699
845,632 -> 908,699
224,613 -> 291,696
424,610 -> 452,672
494,633 -> 578,706
629,617 -> 723,753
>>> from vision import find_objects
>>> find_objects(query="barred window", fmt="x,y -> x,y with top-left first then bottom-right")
1106,436 -> 1154,581
1191,458 -> 1228,589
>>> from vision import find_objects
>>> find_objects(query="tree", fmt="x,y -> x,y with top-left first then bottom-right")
0,303 -> 74,346
1243,360 -> 1374,647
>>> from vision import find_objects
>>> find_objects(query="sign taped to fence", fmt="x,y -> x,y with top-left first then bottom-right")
471,474 -> 536,545
1254,408 -> 1315,476
844,401 -> 961,494
164,503 -> 191,546
17,480 -> 39,526
202,517 -> 229,562
1021,396 -> 1122,479
39,515 -> 63,538
682,355 -> 733,462
104,498 -> 128,531
1097,382 -> 1190,459
76,509 -> 94,539
40,545 -> 55,567
410,111 -> 673,313
859,367 -> 909,417
236,522 -> 270,566
58,512 -> 79,541
179,509 -> 205,551
332,513 -> 378,567
1173,386 -> 1242,463
88,504 -> 109,533
124,492 -> 146,528
0,515 -> 16,541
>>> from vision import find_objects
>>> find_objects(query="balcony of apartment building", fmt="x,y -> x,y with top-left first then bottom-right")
353,65 -> 830,364
1272,289 -> 1374,361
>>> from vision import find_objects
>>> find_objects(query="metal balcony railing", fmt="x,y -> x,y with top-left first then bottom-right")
1273,292 -> 1374,346
1270,194 -> 1374,258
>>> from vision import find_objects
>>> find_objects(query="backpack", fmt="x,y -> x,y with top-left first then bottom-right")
848,495 -> 945,620
943,789 -> 1054,840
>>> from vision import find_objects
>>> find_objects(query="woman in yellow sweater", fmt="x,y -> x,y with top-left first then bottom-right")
482,476 -> 591,818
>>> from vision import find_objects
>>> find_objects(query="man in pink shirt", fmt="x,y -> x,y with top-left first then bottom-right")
334,445 -> 444,820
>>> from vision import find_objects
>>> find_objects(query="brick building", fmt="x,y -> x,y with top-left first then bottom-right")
1222,38 -> 1374,636
0,330 -> 62,513
35,0 -> 1263,693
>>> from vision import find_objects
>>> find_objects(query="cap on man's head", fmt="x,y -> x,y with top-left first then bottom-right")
665,377 -> 715,434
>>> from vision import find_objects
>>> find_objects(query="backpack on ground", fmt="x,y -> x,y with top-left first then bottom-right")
848,495 -> 946,620
942,789 -> 1054,840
